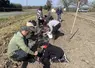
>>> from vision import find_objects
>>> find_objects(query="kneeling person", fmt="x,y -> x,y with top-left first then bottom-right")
47,16 -> 61,39
7,26 -> 38,62
40,43 -> 66,68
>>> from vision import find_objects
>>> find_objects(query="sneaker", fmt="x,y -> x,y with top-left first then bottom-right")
63,54 -> 69,63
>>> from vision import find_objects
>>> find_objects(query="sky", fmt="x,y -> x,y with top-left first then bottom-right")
10,0 -> 94,6
89,0 -> 94,2
10,0 -> 47,6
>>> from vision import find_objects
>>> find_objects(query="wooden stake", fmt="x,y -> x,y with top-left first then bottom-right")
69,28 -> 79,42
70,1 -> 80,34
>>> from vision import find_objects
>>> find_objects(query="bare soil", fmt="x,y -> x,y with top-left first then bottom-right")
0,12 -> 95,68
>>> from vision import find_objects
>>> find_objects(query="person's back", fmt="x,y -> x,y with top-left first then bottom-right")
47,19 -> 60,35
48,20 -> 60,27
48,45 -> 64,58
56,8 -> 63,15
41,44 -> 64,59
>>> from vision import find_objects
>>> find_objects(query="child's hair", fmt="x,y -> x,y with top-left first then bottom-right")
44,15 -> 47,18
31,20 -> 37,26
39,42 -> 49,46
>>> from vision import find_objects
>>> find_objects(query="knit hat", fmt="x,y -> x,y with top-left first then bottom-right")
39,42 -> 49,46
20,26 -> 30,31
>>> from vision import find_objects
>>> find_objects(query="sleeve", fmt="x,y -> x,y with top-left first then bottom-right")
16,37 -> 34,55
37,10 -> 42,19
37,10 -> 41,16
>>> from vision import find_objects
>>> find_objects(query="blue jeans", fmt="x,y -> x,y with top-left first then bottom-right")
11,50 -> 28,61
11,50 -> 36,68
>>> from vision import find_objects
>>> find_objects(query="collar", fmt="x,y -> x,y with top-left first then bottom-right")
16,31 -> 23,37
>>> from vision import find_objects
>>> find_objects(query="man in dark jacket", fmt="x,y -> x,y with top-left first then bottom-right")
39,42 -> 66,68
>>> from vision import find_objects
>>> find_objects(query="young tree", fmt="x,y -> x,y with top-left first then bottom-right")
60,0 -> 80,11
61,0 -> 69,11
0,0 -> 10,8
92,0 -> 95,8
46,0 -> 52,11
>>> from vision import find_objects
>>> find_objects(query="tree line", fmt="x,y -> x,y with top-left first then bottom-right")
0,0 -> 52,12
58,0 -> 95,12
0,0 -> 22,12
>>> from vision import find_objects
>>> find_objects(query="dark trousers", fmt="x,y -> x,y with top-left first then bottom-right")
10,50 -> 28,68
38,19 -> 44,27
11,50 -> 35,68
52,23 -> 61,34
11,50 -> 28,61
41,58 -> 50,68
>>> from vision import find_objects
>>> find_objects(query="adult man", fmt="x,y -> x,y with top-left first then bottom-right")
56,7 -> 63,22
39,42 -> 66,68
7,26 -> 38,62
47,16 -> 61,39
